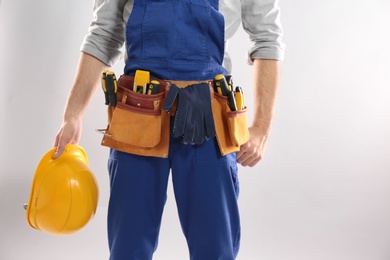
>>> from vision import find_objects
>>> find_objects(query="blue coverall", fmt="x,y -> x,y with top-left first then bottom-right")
107,0 -> 240,259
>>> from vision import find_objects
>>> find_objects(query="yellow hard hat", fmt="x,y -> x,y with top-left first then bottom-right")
25,144 -> 99,235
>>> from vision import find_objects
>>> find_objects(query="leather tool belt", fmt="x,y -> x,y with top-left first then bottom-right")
99,75 -> 250,158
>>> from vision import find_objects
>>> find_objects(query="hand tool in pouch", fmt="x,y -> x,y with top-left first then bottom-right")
146,80 -> 160,95
214,74 -> 231,96
102,70 -> 118,106
228,91 -> 237,111
225,75 -> 233,92
133,70 -> 150,94
214,74 -> 237,111
235,86 -> 244,110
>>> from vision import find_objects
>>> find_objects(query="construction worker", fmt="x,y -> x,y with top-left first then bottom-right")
53,0 -> 285,259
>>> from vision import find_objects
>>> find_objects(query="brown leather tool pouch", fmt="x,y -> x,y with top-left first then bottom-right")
212,92 -> 250,156
101,76 -> 170,158
100,75 -> 248,158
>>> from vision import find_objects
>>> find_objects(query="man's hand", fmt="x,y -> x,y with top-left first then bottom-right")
237,59 -> 280,167
53,118 -> 82,158
236,126 -> 269,167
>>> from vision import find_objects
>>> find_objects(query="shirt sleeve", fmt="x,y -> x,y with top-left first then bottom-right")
80,0 -> 130,66
241,0 -> 286,63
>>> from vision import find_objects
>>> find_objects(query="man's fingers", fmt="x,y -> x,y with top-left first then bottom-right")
52,141 -> 66,159
52,119 -> 82,159
236,141 -> 263,167
237,152 -> 261,167
52,133 -> 72,159
237,151 -> 251,166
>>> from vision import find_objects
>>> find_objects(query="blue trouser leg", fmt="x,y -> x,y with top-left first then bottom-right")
107,138 -> 240,260
171,138 -> 241,260
107,150 -> 170,260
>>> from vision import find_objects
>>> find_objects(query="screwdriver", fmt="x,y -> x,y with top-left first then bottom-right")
214,74 -> 231,96
225,75 -> 233,92
235,86 -> 244,110
102,70 -> 118,106
228,91 -> 237,111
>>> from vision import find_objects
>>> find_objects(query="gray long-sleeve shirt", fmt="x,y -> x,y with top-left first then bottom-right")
81,0 -> 285,73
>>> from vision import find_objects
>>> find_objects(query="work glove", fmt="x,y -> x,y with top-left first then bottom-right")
163,83 -> 215,145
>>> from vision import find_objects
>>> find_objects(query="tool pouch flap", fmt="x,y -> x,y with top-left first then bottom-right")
106,83 -> 165,148
212,92 -> 250,155
227,109 -> 250,147
107,102 -> 162,148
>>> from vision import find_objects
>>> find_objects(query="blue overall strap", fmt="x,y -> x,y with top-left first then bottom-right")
124,0 -> 227,80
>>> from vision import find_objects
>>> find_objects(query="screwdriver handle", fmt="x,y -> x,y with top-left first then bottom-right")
214,74 -> 230,96
102,71 -> 118,106
235,86 -> 244,110
228,91 -> 237,111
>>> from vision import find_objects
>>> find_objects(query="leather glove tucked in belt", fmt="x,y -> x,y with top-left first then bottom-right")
163,83 -> 215,145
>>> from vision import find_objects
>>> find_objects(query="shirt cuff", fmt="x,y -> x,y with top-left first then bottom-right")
247,44 -> 286,65
80,36 -> 124,67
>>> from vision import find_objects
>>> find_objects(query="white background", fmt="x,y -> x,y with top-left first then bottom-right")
1,0 -> 390,259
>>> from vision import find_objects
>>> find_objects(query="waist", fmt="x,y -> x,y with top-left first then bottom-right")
124,59 -> 227,81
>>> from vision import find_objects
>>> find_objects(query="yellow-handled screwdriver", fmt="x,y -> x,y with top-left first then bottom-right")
214,74 -> 230,96
102,70 -> 118,106
235,86 -> 244,110
225,75 -> 233,92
